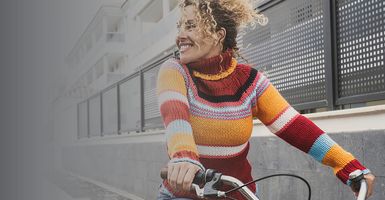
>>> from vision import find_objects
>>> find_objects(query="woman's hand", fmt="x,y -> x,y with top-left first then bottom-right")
351,173 -> 375,198
167,161 -> 201,192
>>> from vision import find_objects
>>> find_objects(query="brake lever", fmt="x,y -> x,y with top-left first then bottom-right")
192,184 -> 204,198
192,172 -> 224,198
203,173 -> 223,197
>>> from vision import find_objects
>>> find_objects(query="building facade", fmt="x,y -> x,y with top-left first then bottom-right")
53,0 -> 385,199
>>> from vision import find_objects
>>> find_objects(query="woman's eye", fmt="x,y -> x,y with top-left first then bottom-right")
185,24 -> 196,30
176,21 -> 196,32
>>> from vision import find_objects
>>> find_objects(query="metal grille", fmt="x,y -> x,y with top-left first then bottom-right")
119,75 -> 141,132
238,0 -> 327,107
143,62 -> 163,129
142,53 -> 174,129
336,0 -> 385,99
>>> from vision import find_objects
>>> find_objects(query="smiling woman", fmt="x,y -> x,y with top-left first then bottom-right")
175,0 -> 267,65
156,0 -> 375,199
176,6 -> 222,65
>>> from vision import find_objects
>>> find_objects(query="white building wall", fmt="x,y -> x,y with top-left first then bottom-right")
51,1 -> 385,199
53,1 -> 180,167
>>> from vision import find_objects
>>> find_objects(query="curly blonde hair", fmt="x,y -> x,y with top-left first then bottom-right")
178,0 -> 268,53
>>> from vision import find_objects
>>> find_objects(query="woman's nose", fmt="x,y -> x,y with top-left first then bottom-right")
176,32 -> 188,45
177,29 -> 187,39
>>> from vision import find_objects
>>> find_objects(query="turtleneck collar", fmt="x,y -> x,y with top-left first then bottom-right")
187,49 -> 236,77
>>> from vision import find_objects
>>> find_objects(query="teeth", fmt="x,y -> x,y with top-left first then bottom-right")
179,44 -> 192,52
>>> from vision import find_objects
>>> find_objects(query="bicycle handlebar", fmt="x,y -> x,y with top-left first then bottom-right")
160,167 -> 207,185
161,167 -> 367,200
160,167 -> 260,199
349,170 -> 368,200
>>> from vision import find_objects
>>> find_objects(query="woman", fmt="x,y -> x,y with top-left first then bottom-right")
156,0 -> 375,199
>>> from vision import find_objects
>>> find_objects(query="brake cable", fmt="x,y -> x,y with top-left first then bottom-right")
224,173 -> 312,200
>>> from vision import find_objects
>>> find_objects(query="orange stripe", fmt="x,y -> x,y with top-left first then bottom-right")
190,115 -> 253,146
256,84 -> 289,124
168,133 -> 198,156
157,68 -> 186,95
322,144 -> 355,174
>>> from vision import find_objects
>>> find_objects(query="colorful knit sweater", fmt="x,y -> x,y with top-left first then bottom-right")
156,50 -> 369,199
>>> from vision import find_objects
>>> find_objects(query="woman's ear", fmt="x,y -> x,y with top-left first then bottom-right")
217,28 -> 226,45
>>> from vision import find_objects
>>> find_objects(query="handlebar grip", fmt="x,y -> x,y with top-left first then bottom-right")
349,170 -> 364,191
349,170 -> 367,200
160,167 -> 168,180
160,167 -> 206,185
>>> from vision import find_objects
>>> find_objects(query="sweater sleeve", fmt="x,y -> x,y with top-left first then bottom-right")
156,58 -> 204,170
252,71 -> 370,185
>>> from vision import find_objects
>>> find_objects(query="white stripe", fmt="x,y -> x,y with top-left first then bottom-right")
165,120 -> 193,141
162,59 -> 188,80
267,106 -> 299,134
197,143 -> 248,157
158,91 -> 189,108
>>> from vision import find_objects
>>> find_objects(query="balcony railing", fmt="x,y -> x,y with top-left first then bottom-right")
77,0 -> 385,139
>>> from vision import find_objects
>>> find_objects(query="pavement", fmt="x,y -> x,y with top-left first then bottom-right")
44,171 -> 134,200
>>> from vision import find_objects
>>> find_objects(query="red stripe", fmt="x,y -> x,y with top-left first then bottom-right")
265,105 -> 291,126
160,100 -> 189,126
197,65 -> 252,96
274,114 -> 300,134
186,65 -> 258,108
276,115 -> 324,153
196,142 -> 248,147
336,159 -> 366,184
172,150 -> 199,160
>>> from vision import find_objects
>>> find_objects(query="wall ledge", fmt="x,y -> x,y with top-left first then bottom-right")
74,105 -> 385,145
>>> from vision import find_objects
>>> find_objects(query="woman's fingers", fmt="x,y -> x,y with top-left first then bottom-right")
183,165 -> 200,192
167,162 -> 201,192
364,173 -> 375,198
176,164 -> 189,191
351,173 -> 376,198
168,164 -> 179,190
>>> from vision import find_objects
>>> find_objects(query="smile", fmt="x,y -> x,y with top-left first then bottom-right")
179,43 -> 193,53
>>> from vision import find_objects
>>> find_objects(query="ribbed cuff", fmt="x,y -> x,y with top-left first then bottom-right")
170,151 -> 205,171
336,159 -> 368,185
346,169 -> 371,186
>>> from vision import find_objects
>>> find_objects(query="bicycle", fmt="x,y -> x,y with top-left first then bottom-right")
161,168 -> 368,200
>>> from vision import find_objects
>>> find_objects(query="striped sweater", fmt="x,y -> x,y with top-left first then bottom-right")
156,50 -> 369,199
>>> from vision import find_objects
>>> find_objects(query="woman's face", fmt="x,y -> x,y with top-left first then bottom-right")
176,5 -> 223,64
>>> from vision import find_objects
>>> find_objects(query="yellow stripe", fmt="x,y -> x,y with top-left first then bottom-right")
256,84 -> 289,124
168,133 -> 198,156
192,58 -> 237,80
157,68 -> 186,95
322,144 -> 355,174
190,115 -> 253,146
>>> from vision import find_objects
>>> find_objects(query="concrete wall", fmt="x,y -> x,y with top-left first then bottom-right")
62,130 -> 385,200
